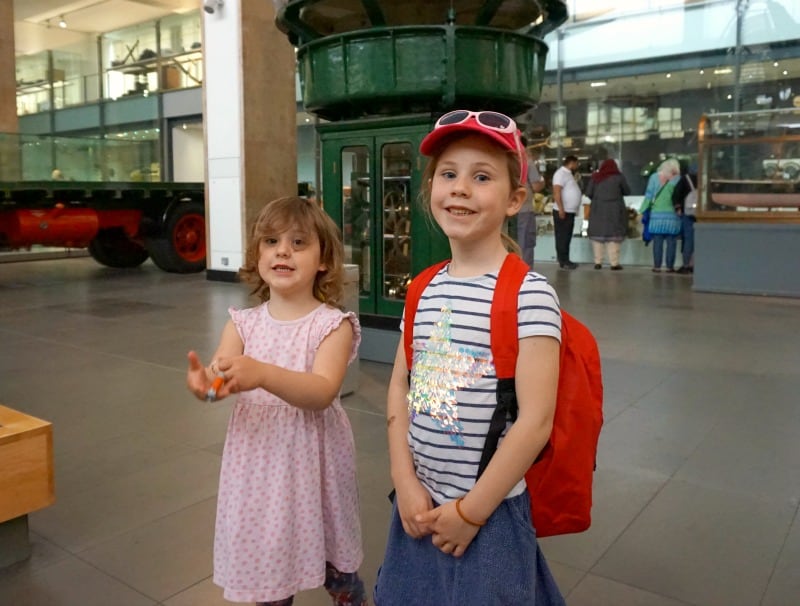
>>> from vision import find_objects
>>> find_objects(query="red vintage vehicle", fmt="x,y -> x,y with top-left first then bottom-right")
0,180 -> 206,273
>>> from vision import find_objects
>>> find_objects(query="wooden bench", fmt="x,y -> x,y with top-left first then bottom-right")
0,405 -> 55,568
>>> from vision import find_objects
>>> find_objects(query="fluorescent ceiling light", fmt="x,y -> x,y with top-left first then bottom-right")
714,68 -> 733,75
590,81 -> 607,87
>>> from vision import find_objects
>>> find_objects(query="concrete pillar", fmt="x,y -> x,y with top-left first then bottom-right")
0,1 -> 19,181
203,0 -> 297,279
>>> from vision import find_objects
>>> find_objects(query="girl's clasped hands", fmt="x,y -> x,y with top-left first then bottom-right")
186,351 -> 268,402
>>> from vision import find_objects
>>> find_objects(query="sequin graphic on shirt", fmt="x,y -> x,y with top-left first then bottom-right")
407,304 -> 494,445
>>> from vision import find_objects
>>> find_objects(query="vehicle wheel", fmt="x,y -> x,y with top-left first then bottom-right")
146,200 -> 206,273
88,229 -> 149,268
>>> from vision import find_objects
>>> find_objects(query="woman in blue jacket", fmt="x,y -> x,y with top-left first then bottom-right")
640,159 -> 682,272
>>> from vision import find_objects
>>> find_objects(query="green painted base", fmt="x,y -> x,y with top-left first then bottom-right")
299,25 -> 547,120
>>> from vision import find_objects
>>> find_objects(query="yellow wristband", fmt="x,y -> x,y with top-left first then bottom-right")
455,497 -> 486,527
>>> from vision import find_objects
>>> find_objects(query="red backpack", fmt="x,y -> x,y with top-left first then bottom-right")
403,253 -> 603,537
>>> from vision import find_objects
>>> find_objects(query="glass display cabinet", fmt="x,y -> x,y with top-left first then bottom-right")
694,109 -> 800,298
16,53 -> 61,115
322,117 -> 450,319
698,109 -> 800,222
381,144 -> 413,301
103,12 -> 203,100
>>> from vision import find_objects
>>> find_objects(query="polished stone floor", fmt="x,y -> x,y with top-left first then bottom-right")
1,256 -> 799,606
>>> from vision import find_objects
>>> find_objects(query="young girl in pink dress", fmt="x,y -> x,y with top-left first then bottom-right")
186,196 -> 366,606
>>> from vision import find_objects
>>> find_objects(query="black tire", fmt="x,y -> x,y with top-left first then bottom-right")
145,201 -> 206,273
88,229 -> 149,268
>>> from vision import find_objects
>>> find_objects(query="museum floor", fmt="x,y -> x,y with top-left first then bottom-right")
1,255 -> 799,606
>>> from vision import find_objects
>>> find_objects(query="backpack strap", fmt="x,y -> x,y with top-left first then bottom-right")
490,254 -> 529,379
476,254 -> 530,479
403,260 -> 450,370
403,255 -> 536,480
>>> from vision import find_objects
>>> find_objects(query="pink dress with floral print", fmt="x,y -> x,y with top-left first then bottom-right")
213,302 -> 363,603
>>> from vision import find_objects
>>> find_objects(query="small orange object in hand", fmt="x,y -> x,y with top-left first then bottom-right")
206,374 -> 225,402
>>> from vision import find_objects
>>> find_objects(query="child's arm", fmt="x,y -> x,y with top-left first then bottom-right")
186,319 -> 244,401
386,340 -> 434,538
416,334 -> 559,557
215,319 -> 353,411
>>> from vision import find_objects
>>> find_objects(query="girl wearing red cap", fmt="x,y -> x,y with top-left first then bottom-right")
374,111 -> 565,605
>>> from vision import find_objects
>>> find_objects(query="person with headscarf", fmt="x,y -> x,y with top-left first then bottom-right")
585,158 -> 631,270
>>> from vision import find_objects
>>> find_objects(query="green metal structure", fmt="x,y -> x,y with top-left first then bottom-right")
276,0 -> 566,319
319,115 -> 450,318
296,26 -> 549,121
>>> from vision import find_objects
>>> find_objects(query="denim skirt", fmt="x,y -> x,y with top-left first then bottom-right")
373,492 -> 565,606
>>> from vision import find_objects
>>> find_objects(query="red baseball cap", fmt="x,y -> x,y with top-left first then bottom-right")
419,110 -> 528,185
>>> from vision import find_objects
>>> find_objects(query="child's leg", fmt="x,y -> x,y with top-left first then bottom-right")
257,598 -> 294,606
324,561 -> 367,606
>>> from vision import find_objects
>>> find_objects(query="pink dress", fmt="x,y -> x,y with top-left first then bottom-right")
213,302 -> 363,603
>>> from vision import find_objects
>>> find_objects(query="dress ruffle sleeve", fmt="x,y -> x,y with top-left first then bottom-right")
314,309 -> 361,365
228,305 -> 256,341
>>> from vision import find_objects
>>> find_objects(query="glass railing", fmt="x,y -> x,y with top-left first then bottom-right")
17,61 -> 202,114
0,132 -> 161,183
104,48 -> 203,100
16,10 -> 203,115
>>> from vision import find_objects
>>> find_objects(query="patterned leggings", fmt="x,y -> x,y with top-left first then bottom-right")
256,562 -> 367,606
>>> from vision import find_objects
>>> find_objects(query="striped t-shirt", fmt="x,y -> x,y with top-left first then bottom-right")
404,264 -> 562,504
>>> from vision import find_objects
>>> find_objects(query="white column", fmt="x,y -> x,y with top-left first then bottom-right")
204,0 -> 244,274
202,0 -> 297,277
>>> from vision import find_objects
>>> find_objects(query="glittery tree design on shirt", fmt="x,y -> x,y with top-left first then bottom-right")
407,304 -> 494,445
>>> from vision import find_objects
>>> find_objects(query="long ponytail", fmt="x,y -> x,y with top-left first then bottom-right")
502,231 -> 521,255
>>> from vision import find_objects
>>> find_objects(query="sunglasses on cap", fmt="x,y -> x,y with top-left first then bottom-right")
435,110 -> 518,133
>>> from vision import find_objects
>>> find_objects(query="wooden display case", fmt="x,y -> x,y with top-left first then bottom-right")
694,109 -> 800,297
0,405 -> 55,524
698,109 -> 800,223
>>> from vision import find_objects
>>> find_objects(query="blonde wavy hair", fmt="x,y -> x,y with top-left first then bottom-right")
419,131 -> 524,255
240,196 -> 345,308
